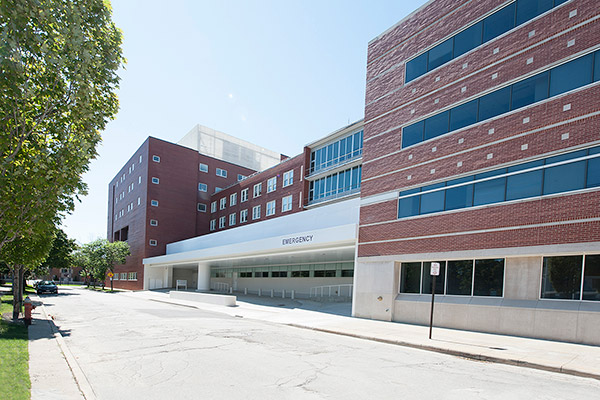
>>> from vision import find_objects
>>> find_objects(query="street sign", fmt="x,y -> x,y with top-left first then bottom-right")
430,262 -> 440,276
107,272 -> 114,278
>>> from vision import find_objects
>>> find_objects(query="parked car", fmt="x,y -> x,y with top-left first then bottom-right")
37,281 -> 58,294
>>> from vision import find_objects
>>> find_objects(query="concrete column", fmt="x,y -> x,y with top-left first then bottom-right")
197,264 -> 211,291
352,259 -> 397,321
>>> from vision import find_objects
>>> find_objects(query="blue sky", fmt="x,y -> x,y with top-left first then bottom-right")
61,0 -> 427,244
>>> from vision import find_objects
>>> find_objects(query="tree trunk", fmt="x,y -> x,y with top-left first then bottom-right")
12,265 -> 23,320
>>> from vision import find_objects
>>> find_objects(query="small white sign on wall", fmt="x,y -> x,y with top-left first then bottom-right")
430,262 -> 440,276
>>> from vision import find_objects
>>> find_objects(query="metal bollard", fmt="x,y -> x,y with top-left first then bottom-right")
229,287 -> 233,294
291,290 -> 295,300
244,288 -> 248,295
282,289 -> 285,299
270,289 -> 274,298
258,288 -> 262,296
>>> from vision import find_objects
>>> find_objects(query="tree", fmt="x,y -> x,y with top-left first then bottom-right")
34,228 -> 76,279
0,0 -> 125,252
71,246 -> 92,286
80,239 -> 129,290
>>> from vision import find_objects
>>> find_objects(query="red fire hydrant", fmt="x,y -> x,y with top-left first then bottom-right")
24,296 -> 36,326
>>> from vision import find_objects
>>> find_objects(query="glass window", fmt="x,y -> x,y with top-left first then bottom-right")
583,255 -> 600,301
478,86 -> 511,121
266,200 -> 276,216
482,2 -> 516,42
422,261 -> 446,294
197,203 -> 206,212
400,263 -> 421,293
428,38 -> 453,71
216,168 -> 227,177
474,170 -> 507,206
445,176 -> 474,210
267,177 -> 277,193
241,188 -> 248,202
199,163 -> 208,173
595,51 -> 600,82
543,160 -> 586,195
406,52 -> 428,83
420,183 -> 445,214
424,111 -> 449,140
474,259 -> 504,296
402,121 -> 424,148
453,21 -> 482,58
511,71 -> 549,110
541,256 -> 582,299
240,209 -> 248,223
549,54 -> 594,97
198,183 -> 207,192
449,100 -> 478,131
516,0 -> 553,25
506,160 -> 544,200
446,260 -> 473,295
398,188 -> 420,218
587,147 -> 600,188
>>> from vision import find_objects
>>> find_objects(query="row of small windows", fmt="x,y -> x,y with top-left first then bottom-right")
400,259 -> 505,296
209,196 -> 294,231
309,165 -> 362,204
114,197 -> 142,221
405,0 -> 570,83
115,176 -> 142,204
211,262 -> 354,278
398,146 -> 600,219
403,49 -> 600,148
111,272 -> 137,281
310,130 -> 363,174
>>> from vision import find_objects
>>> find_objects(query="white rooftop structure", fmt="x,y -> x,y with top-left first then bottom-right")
178,124 -> 282,172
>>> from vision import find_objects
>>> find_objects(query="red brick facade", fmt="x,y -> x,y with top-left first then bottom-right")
360,0 -> 600,257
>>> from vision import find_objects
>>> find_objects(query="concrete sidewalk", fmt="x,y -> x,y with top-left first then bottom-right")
129,290 -> 600,380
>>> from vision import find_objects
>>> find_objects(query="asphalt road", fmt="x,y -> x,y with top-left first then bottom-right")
39,287 -> 600,400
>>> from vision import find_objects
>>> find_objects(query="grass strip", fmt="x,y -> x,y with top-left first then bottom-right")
0,294 -> 30,400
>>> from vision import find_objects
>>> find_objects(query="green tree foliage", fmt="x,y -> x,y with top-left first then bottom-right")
0,0 -> 125,251
79,239 -> 129,289
35,228 -> 76,277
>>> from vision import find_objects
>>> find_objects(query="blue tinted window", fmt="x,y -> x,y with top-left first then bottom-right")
454,22 -> 483,58
445,176 -> 474,210
422,262 -> 446,294
506,168 -> 543,200
399,195 -> 420,218
595,51 -> 600,82
543,161 -> 586,194
549,54 -> 594,96
428,38 -> 453,71
483,2 -> 516,42
424,111 -> 449,140
478,86 -> 511,121
553,0 -> 569,5
546,149 -> 586,164
402,121 -> 424,148
420,189 -> 445,214
450,100 -> 478,131
516,0 -> 553,25
406,52 -> 428,83
511,71 -> 549,110
474,175 -> 506,206
587,157 -> 600,188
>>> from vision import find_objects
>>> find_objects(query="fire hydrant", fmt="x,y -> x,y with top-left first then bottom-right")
24,296 -> 36,326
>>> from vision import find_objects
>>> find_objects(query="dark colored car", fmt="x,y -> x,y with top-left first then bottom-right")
37,281 -> 58,294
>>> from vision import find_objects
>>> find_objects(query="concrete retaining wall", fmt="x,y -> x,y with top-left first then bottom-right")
170,291 -> 236,307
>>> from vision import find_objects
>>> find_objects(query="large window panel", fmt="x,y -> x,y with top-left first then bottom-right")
445,176 -> 474,210
541,256 -> 583,299
422,261 -> 446,294
474,169 -> 507,206
511,71 -> 549,110
420,183 -> 445,214
506,160 -> 544,200
473,259 -> 504,296
595,50 -> 600,82
424,111 -> 450,140
402,121 -> 424,148
406,52 -> 428,83
549,54 -> 594,97
398,188 -> 420,218
428,38 -> 453,71
482,2 -> 516,42
446,260 -> 473,295
583,255 -> 600,301
587,147 -> 600,188
453,22 -> 483,58
543,161 -> 585,195
478,86 -> 511,121
516,0 -> 553,25
449,100 -> 478,131
400,262 -> 422,293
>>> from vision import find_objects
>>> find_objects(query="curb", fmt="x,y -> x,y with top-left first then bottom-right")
35,298 -> 97,400
286,324 -> 600,381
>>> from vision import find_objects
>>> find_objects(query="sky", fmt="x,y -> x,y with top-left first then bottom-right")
60,0 -> 428,244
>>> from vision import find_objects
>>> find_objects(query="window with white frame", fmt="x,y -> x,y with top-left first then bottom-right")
151,177 -> 159,184
113,273 -> 119,281
253,183 -> 262,198
197,203 -> 207,212
240,209 -> 248,223
149,239 -> 157,246
199,163 -> 208,173
219,197 -> 226,210
121,272 -> 127,280
152,155 -> 160,163
198,183 -> 208,192
216,168 -> 227,177
267,177 -> 277,193
128,272 -> 137,280
211,201 -> 216,213
138,176 -> 141,184
252,205 -> 261,220
137,197 -> 140,206
230,193 -> 237,206
210,219 -> 216,231
139,155 -> 142,163
229,213 -> 236,226
237,174 -> 246,181
219,216 -> 226,228
282,195 -> 292,212
241,188 -> 248,202
283,169 -> 294,187
215,187 -> 222,193
266,200 -> 276,216
150,219 -> 158,226
151,200 -> 159,207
